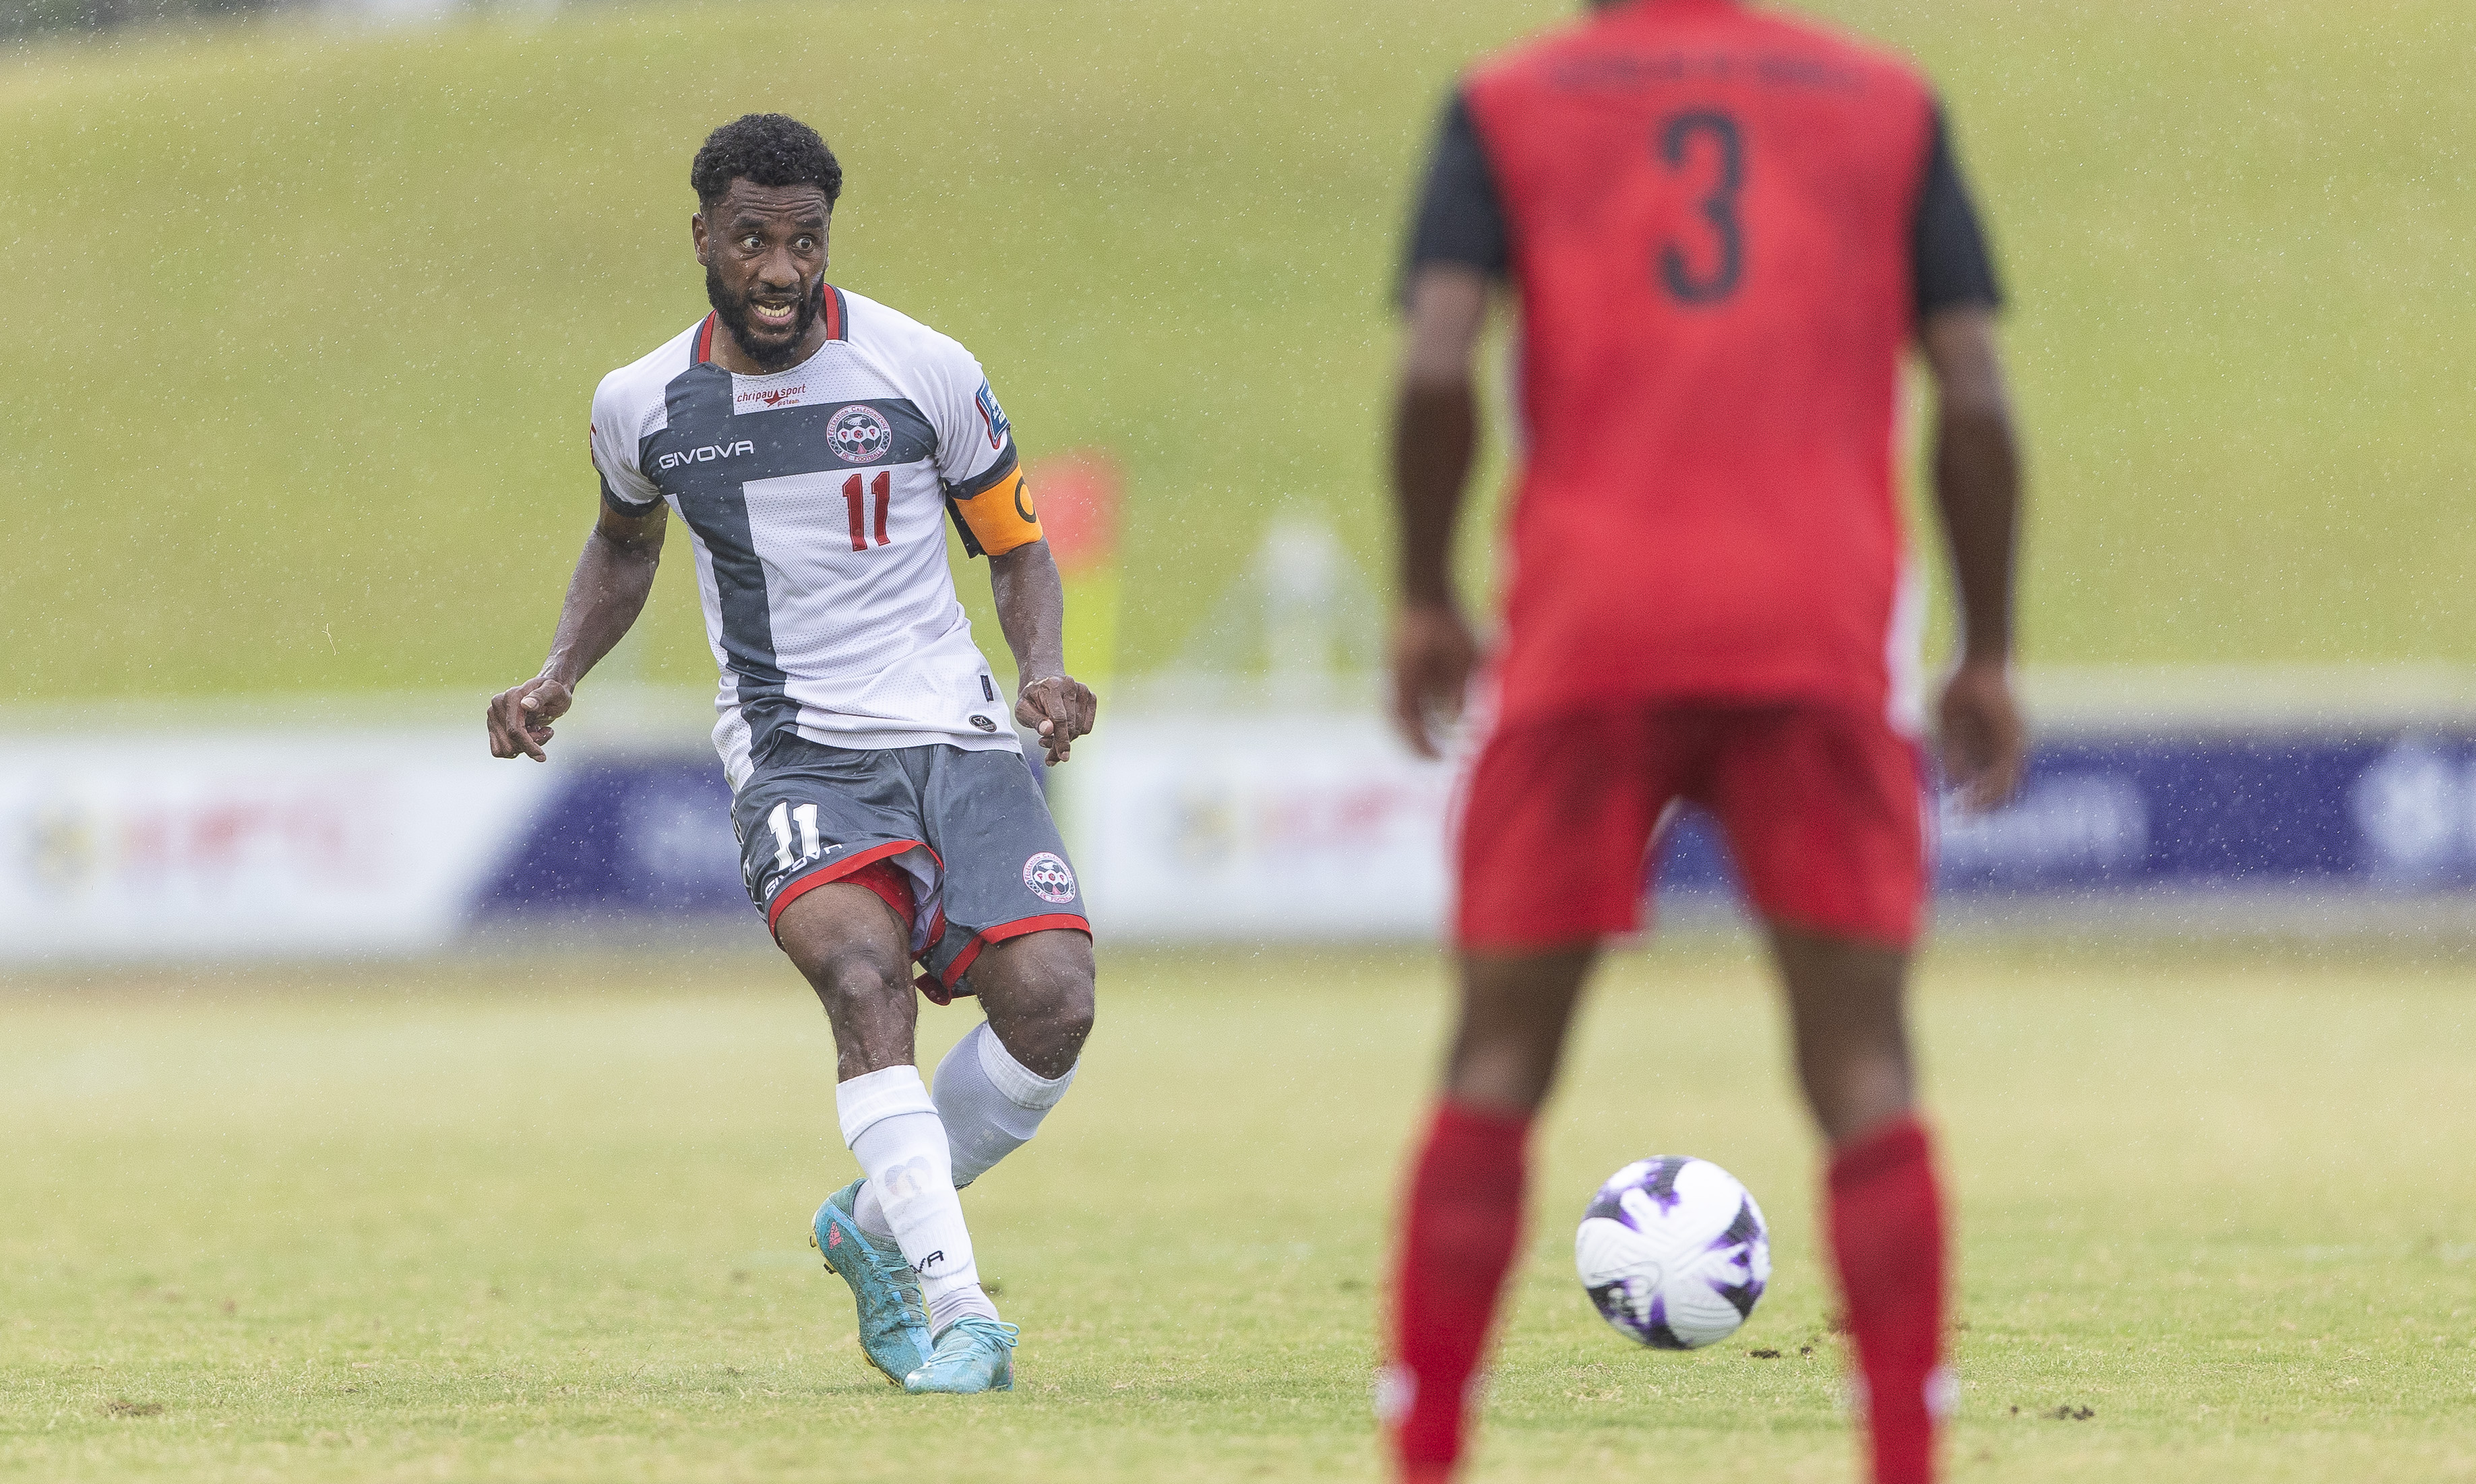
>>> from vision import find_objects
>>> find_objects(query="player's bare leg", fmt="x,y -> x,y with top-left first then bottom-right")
1771,925 -> 1949,1484
1441,949 -> 1595,1112
779,883 -> 919,1080
1384,948 -> 1594,1482
1772,928 -> 1915,1140
778,884 -> 1005,1390
966,928 -> 1095,1079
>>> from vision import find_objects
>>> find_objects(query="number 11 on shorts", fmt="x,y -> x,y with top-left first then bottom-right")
768,801 -> 822,870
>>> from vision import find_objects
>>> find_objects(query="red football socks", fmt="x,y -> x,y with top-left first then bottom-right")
1825,1115 -> 1949,1484
1384,1101 -> 1531,1481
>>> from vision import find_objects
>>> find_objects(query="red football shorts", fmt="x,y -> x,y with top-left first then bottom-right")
1455,702 -> 1929,951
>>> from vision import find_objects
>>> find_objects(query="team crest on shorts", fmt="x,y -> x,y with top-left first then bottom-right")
1022,851 -> 1078,904
826,404 -> 894,463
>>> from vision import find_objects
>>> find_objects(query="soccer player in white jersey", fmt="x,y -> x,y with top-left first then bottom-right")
485,114 -> 1098,1396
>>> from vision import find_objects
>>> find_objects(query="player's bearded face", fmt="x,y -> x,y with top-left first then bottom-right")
708,259 -> 819,369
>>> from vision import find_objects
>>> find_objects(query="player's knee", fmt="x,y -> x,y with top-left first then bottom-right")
1025,939 -> 1096,1043
1794,1043 -> 1913,1144
799,936 -> 911,1011
983,931 -> 1095,1059
1443,1033 -> 1561,1113
1049,985 -> 1096,1055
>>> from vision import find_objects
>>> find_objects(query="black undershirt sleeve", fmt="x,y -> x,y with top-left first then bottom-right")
1913,100 -> 2003,319
1402,90 -> 1510,296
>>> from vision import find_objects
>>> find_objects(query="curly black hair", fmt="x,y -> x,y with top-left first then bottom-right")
691,113 -> 844,210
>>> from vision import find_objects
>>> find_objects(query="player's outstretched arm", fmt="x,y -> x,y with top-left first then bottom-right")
989,538 -> 1096,766
1388,265 -> 1489,759
485,501 -> 669,762
1921,306 -> 2026,811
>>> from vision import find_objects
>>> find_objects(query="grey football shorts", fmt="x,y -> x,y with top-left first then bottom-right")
733,735 -> 1088,1002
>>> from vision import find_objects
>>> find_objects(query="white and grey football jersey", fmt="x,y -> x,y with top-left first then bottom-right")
589,287 -> 1044,792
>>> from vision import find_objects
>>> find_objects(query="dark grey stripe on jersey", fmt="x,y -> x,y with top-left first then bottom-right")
648,365 -> 796,761
645,396 -> 936,478
643,370 -> 942,762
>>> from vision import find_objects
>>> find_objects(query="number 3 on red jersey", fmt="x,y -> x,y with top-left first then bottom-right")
1657,110 -> 1745,305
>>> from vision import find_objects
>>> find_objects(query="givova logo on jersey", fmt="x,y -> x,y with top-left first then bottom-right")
654,439 -> 755,472
826,404 -> 895,464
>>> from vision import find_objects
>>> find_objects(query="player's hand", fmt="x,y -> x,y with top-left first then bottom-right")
486,676 -> 573,762
1016,674 -> 1097,765
1389,600 -> 1478,760
1936,658 -> 2026,813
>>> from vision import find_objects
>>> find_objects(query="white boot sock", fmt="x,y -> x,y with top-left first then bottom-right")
933,1021 -> 1078,1188
853,1182 -> 894,1242
836,1066 -> 999,1335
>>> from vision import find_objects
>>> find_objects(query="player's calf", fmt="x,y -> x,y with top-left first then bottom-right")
1826,1117 -> 1950,1484
929,1021 -> 1076,1189
1382,950 -> 1589,1482
839,1066 -> 1001,1341
1771,927 -> 1948,1483
1772,928 -> 1915,1142
892,930 -> 1090,1195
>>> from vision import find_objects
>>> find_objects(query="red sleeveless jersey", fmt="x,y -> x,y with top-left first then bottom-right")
1460,0 -> 1938,726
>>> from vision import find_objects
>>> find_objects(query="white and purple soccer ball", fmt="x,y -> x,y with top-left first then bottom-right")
1575,1156 -> 1770,1350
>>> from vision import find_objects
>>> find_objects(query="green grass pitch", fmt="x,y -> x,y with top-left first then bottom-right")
5,941 -> 2473,1481
3,0 -> 2473,702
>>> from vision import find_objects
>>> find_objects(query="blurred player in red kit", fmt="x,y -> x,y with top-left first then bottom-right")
1380,3 -> 2024,1481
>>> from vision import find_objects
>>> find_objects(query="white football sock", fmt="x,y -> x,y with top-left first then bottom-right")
934,1020 -> 1078,1188
852,1180 -> 896,1243
836,1065 -> 999,1335
853,1026 -> 1075,1238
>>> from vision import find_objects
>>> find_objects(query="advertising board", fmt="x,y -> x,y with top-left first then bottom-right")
1080,722 -> 2476,938
4,699 -> 2472,964
0,731 -> 551,962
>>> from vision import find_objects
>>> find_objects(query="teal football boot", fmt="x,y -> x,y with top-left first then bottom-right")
903,1314 -> 1020,1394
810,1180 -> 934,1386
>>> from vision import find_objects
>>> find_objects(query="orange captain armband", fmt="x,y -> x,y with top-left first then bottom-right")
946,461 -> 1044,557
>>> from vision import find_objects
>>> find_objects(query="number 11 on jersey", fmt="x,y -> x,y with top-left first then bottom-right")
842,471 -> 891,552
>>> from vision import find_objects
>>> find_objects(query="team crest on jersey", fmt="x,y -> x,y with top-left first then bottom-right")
974,382 -> 1010,450
826,404 -> 896,463
1022,851 -> 1077,904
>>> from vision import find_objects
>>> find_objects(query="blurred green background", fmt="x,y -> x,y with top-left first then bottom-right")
1,0 -> 2467,702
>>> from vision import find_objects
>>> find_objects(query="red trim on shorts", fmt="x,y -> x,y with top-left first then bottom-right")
766,839 -> 923,937
933,912 -> 1091,991
842,859 -> 916,935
